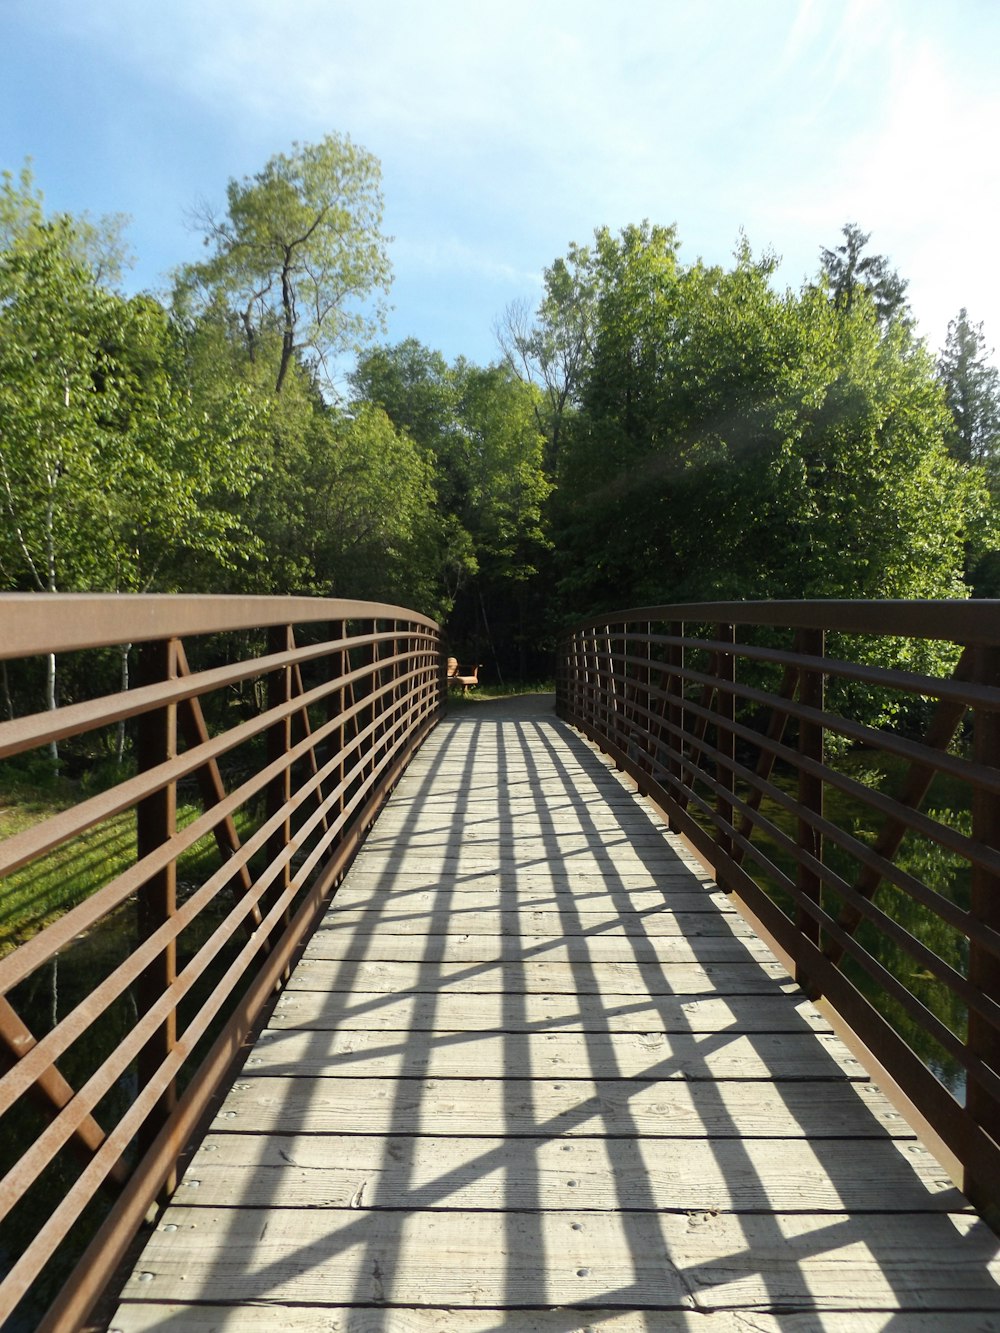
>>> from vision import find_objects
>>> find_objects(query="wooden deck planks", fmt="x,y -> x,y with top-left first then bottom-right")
114,1207 -> 1000,1313
111,696 -> 1000,1327
172,1132 -> 962,1213
108,1310 -> 1000,1333
265,990 -> 835,1034
207,1074 -> 911,1140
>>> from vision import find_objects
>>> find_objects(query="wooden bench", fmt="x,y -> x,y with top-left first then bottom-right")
446,657 -> 481,693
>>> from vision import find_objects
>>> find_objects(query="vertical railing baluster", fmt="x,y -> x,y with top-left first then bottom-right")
265,623 -> 295,982
570,630 -> 582,720
393,620 -> 403,744
967,643 -> 1000,1193
794,626 -> 825,993
370,620 -> 384,778
135,635 -> 179,1188
267,625 -> 294,920
585,626 -> 593,727
608,623 -> 616,741
332,620 -> 348,843
666,620 -> 684,813
582,628 -> 593,728
715,623 -> 736,861
606,624 -> 618,753
643,619 -> 653,771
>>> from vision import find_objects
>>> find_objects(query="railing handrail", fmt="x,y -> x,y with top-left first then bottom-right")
563,599 -> 1000,645
0,592 -> 440,659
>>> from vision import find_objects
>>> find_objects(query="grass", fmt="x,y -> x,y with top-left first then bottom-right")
446,679 -> 555,704
0,771 -> 258,955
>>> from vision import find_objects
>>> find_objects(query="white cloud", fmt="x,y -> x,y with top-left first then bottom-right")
11,0 -> 1000,360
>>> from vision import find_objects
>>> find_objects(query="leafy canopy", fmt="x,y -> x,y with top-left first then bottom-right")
179,134 -> 392,394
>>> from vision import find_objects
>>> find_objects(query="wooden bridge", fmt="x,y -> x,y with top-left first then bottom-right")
2,596 -> 1000,1329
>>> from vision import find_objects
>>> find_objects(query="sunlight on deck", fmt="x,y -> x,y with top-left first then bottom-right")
109,697 -> 1000,1330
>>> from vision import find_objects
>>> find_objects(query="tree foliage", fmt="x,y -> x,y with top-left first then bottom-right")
179,134 -> 392,394
819,222 -> 909,328
551,223 -> 981,620
0,182 -> 262,598
937,308 -> 1000,468
496,243 -> 597,468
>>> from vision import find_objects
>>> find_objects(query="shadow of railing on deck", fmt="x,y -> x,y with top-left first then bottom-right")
113,699 -> 1000,1324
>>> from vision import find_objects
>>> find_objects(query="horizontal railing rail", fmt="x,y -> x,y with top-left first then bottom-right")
557,600 -> 1000,1222
0,594 -> 443,1332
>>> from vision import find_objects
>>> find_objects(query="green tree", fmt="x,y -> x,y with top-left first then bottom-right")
937,308 -> 1000,467
553,223 -> 980,619
0,226 -> 260,598
350,340 -> 555,673
819,222 -> 909,327
1,161 -> 132,287
297,403 -> 452,613
179,134 -> 392,394
936,309 -> 1000,594
496,241 -> 598,468
458,365 -> 551,582
351,338 -> 469,515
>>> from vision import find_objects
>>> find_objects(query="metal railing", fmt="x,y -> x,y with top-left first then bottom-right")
557,600 -> 1000,1221
0,594 -> 442,1331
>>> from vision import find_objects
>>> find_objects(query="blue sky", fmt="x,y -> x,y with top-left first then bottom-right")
3,0 -> 999,371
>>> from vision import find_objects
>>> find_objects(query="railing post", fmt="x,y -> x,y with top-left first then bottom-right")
794,627 -> 825,994
328,619 -> 348,845
573,630 -> 585,720
392,620 -> 403,743
601,624 -> 611,743
634,619 -> 652,784
135,635 -> 179,1185
267,625 -> 294,903
368,620 -> 384,778
715,623 -> 736,860
967,644 -> 1000,1184
583,629 -> 596,729
665,620 -> 684,815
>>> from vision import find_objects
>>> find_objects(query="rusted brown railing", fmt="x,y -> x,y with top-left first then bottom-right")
558,600 -> 1000,1221
0,594 -> 442,1331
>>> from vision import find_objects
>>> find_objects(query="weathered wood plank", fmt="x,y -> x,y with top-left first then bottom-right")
117,1207 -> 1000,1310
284,958 -> 795,997
239,1028 -> 863,1081
212,1076 -> 907,1139
369,808 -> 671,832
265,990 -> 833,1035
332,881 -> 725,910
361,831 -> 684,854
301,934 -> 773,966
317,908 -> 751,937
351,849 -> 709,875
107,1308 -> 1000,1333
175,1132 -> 962,1213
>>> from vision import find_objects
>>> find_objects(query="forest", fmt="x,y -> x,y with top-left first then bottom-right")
2,133 -> 999,686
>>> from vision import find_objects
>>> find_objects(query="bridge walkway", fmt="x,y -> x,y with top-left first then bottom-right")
109,696 -> 1000,1330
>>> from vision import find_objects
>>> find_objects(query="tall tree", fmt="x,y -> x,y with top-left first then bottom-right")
495,241 -> 598,468
819,223 -> 909,327
179,134 -> 392,394
937,308 -> 1000,467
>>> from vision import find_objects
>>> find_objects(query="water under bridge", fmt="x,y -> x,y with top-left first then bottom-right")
2,595 -> 1000,1330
